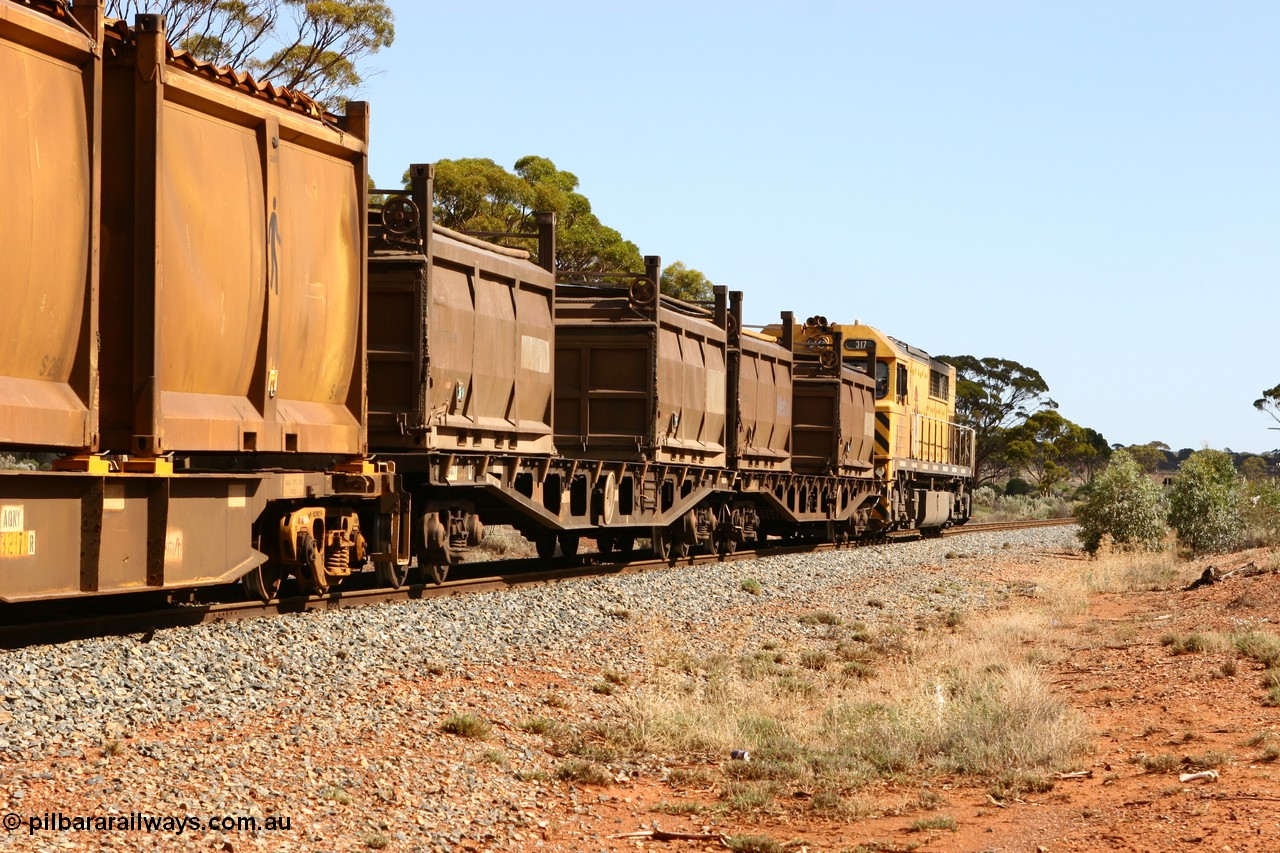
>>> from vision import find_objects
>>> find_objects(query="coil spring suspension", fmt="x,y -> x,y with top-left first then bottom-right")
325,546 -> 350,571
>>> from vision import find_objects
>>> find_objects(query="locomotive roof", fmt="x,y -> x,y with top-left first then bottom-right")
830,322 -> 951,371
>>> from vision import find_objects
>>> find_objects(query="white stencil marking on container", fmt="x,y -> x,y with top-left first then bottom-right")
706,369 -> 727,416
165,531 -> 184,565
521,335 -> 551,374
283,474 -> 305,499
0,506 -> 23,533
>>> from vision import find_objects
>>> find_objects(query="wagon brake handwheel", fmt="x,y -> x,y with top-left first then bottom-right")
381,195 -> 419,236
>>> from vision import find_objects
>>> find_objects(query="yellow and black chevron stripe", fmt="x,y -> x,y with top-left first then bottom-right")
874,412 -> 891,458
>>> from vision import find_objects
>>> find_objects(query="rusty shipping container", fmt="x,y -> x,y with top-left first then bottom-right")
791,359 -> 875,477
97,15 -> 369,457
555,263 -> 728,468
0,0 -> 102,449
726,291 -> 791,472
367,165 -> 557,455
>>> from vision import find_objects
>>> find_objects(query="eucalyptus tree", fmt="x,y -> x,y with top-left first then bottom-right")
937,355 -> 1056,485
105,0 -> 395,109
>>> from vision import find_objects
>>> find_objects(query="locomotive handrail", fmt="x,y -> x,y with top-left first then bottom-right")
911,412 -> 975,467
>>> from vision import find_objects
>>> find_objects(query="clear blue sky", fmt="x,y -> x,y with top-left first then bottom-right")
357,1 -> 1279,454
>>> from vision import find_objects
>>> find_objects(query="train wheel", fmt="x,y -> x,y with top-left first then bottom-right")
717,537 -> 738,557
243,562 -> 283,602
375,559 -> 410,589
535,531 -> 558,560
424,561 -> 449,584
617,535 -> 636,556
559,534 -> 581,558
674,511 -> 698,558
650,526 -> 671,560
597,535 -> 616,556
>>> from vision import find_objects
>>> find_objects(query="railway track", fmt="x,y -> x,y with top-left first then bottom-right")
943,517 -> 1076,535
0,517 -> 1076,648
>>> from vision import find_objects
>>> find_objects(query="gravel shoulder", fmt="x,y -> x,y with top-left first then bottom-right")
0,526 -> 1103,851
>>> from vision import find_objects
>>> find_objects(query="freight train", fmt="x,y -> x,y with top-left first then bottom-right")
0,1 -> 974,605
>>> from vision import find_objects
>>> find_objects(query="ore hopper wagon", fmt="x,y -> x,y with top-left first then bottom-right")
0,4 -> 405,603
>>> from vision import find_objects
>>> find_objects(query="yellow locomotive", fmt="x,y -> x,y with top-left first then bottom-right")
768,317 -> 975,532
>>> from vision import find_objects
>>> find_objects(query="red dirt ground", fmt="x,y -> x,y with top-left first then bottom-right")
527,550 -> 1280,853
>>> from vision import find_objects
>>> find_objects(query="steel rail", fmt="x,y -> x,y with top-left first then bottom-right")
0,517 -> 1075,648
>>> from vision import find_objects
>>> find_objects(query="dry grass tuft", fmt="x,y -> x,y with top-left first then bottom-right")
908,814 -> 957,832
724,835 -> 785,853
1233,631 -> 1280,668
555,759 -> 612,785
1082,550 -> 1191,593
440,713 -> 491,739
607,613 -> 1088,809
1161,632 -> 1225,655
466,525 -> 535,560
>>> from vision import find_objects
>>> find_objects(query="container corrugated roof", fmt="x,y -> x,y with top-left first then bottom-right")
102,16 -> 330,121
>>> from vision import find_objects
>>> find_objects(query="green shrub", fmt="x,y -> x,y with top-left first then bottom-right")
1244,481 -> 1280,547
1168,450 -> 1245,555
986,492 -> 1073,521
440,713 -> 491,739
1004,477 -> 1034,497
1075,450 -> 1167,555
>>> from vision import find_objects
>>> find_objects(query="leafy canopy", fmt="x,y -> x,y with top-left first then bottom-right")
1004,410 -> 1088,496
1167,449 -> 1245,556
1117,442 -> 1172,473
1076,427 -> 1112,483
431,156 -> 642,273
1240,455 -> 1271,482
428,156 -> 713,297
1254,384 -> 1280,429
1245,479 -> 1280,547
1075,450 -> 1167,555
937,355 -> 1056,484
105,0 -> 394,109
659,262 -> 714,302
